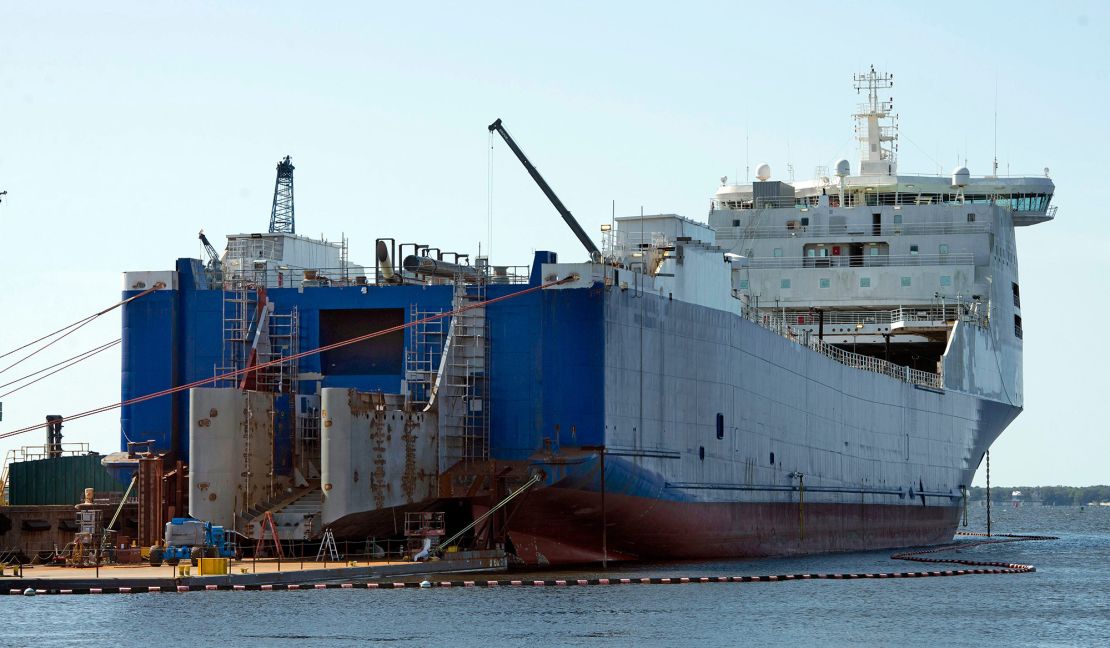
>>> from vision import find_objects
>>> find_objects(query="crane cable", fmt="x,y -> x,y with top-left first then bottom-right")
0,339 -> 122,399
0,275 -> 576,441
0,283 -> 163,375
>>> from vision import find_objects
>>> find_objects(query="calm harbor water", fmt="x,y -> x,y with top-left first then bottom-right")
5,504 -> 1109,647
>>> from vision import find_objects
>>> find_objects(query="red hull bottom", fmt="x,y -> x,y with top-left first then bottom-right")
507,487 -> 960,566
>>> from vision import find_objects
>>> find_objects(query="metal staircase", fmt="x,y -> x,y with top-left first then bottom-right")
242,485 -> 323,542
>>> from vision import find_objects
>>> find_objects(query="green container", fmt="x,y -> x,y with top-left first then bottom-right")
8,455 -> 125,505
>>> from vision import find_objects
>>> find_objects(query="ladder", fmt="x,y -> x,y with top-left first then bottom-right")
257,307 -> 299,393
254,511 -> 284,560
216,281 -> 256,386
404,305 -> 446,407
315,528 -> 340,561
445,281 -> 490,464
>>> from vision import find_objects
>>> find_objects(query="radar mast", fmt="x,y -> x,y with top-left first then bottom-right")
853,66 -> 898,176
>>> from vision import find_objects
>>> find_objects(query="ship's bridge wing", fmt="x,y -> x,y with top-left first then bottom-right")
716,172 -> 1056,227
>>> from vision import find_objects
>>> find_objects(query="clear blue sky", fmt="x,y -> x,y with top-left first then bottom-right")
1,1 -> 1106,485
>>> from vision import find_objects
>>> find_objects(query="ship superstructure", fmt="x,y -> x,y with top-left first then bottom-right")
116,69 -> 1053,564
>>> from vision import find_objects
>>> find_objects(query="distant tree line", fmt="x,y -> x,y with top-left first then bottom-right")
967,485 -> 1110,506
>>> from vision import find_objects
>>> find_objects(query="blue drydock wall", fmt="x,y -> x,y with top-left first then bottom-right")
120,282 -> 178,454
120,251 -> 595,464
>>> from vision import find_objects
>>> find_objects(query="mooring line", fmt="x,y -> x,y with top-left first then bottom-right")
0,275 -> 574,441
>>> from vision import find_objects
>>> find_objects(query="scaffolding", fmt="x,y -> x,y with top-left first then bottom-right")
216,281 -> 256,387
216,280 -> 299,392
295,397 -> 321,480
257,307 -> 299,394
404,306 -> 446,408
443,281 -> 490,464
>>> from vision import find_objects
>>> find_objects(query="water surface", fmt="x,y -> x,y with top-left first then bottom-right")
6,504 -> 1108,647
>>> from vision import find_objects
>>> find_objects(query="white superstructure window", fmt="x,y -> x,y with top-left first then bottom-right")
939,243 -> 949,255
940,275 -> 952,286
819,278 -> 830,289
773,248 -> 784,258
860,277 -> 871,288
901,276 -> 912,287
781,278 -> 791,289
910,245 -> 919,255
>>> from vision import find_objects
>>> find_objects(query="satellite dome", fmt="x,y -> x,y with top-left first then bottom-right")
952,166 -> 970,187
835,159 -> 851,177
755,163 -> 771,181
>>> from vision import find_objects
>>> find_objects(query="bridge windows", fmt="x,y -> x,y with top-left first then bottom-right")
716,413 -> 724,440
1014,314 -> 1023,339
1012,282 -> 1021,308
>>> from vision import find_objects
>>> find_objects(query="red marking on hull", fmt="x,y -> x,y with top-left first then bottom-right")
508,487 -> 959,566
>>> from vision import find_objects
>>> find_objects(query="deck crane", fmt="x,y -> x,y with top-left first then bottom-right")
487,119 -> 601,262
198,229 -> 222,273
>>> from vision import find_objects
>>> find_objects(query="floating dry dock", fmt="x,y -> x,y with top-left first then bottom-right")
5,550 -> 504,594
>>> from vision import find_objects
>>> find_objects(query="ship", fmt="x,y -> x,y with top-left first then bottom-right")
112,68 -> 1054,565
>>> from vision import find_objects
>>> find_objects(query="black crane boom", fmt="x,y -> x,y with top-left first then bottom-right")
198,230 -> 221,269
488,118 -> 600,260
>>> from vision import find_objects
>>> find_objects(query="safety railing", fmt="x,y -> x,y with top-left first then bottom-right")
715,222 -> 992,239
744,252 -> 973,269
1,443 -> 94,505
778,305 -> 981,328
742,306 -> 944,389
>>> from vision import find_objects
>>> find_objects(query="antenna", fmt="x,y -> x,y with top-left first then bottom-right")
268,156 -> 295,234
992,77 -> 999,178
745,128 -> 750,183
786,139 -> 794,182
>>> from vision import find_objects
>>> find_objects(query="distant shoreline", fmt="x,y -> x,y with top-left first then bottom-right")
967,485 -> 1110,506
